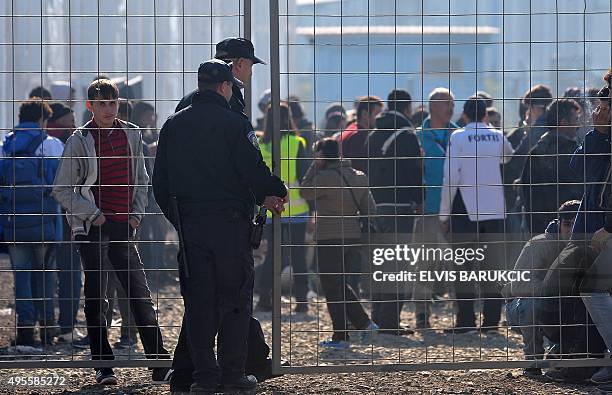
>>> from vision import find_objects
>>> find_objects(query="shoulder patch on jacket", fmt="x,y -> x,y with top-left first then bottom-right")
247,130 -> 260,150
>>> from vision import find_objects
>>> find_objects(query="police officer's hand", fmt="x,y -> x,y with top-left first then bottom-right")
263,196 -> 286,215
93,214 -> 106,227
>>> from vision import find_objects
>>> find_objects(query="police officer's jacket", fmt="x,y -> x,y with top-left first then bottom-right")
153,90 -> 287,221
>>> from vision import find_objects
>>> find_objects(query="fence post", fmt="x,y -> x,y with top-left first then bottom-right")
268,0 -> 283,377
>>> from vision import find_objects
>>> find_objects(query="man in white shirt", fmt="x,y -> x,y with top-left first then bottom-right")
440,96 -> 515,333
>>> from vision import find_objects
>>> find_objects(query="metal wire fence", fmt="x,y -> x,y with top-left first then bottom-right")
268,0 -> 612,375
0,0 -> 248,368
0,0 -> 611,381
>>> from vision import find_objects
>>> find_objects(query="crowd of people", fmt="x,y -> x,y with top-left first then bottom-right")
248,71 -> 612,388
1,37 -> 612,391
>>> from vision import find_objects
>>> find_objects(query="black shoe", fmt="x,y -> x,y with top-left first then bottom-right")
170,384 -> 192,395
222,374 -> 257,391
523,367 -> 542,378
256,292 -> 272,312
378,326 -> 414,336
545,367 -> 597,384
11,327 -> 41,348
189,383 -> 217,394
415,314 -> 430,329
95,368 -> 118,385
443,326 -> 477,335
152,367 -> 173,384
39,319 -> 59,345
72,336 -> 90,349
480,326 -> 500,334
294,302 -> 309,314
255,301 -> 272,312
114,336 -> 138,350
170,375 -> 194,394
247,358 -> 285,383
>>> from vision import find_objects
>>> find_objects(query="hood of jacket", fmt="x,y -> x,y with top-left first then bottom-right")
375,110 -> 412,131
3,122 -> 46,155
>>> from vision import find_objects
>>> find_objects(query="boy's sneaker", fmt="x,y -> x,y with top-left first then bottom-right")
72,336 -> 90,349
319,339 -> 350,350
95,368 -> 118,385
114,336 -> 138,350
592,366 -> 612,385
360,321 -> 379,343
151,367 -> 173,384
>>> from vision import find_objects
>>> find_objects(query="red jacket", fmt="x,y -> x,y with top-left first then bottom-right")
337,122 -> 369,173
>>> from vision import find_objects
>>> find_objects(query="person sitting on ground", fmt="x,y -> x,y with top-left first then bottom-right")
502,200 -> 580,378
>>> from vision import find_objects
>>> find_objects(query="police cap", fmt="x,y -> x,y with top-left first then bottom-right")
198,59 -> 244,89
214,37 -> 266,65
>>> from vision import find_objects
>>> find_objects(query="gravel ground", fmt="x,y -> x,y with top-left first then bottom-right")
0,256 -> 604,394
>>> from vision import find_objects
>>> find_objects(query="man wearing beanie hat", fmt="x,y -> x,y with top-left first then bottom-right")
47,103 -> 75,143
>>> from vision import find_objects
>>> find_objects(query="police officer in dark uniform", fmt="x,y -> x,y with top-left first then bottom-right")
175,37 -> 265,115
153,59 -> 287,394
174,37 -> 281,383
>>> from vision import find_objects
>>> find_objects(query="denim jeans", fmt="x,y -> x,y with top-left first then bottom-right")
9,244 -> 55,326
506,298 -> 545,359
580,236 -> 612,353
581,293 -> 612,353
54,240 -> 82,334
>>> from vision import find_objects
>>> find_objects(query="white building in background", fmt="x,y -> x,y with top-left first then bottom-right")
1,0 -> 610,135
290,0 -> 612,128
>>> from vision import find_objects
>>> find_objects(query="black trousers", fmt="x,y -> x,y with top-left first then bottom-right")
371,205 -> 415,331
449,214 -> 505,328
257,222 -> 309,302
171,208 -> 254,388
78,221 -> 168,361
317,241 -> 370,341
536,297 -> 606,357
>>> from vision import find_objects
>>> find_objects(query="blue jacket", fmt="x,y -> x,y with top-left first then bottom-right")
569,129 -> 611,238
416,117 -> 457,214
0,123 -> 62,242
